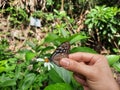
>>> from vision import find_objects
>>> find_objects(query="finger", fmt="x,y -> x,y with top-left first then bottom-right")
83,86 -> 90,90
73,73 -> 88,86
60,58 -> 91,75
69,52 -> 105,63
74,72 -> 86,80
73,73 -> 90,90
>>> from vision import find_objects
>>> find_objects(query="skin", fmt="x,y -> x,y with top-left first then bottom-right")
59,52 -> 119,90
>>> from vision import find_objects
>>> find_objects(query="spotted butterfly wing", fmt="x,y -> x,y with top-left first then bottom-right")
50,42 -> 70,66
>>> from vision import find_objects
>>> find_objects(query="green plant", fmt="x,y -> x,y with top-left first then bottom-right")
5,6 -> 29,28
32,11 -> 45,18
33,29 -> 96,89
106,55 -> 120,72
0,39 -> 13,60
85,6 -> 120,53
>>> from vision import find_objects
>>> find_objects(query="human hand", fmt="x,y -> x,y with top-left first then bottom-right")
60,52 -> 119,90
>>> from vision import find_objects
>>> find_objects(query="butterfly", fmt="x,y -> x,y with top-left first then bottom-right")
50,42 -> 70,66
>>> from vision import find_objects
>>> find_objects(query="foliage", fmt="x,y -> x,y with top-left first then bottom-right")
0,27 -> 95,90
2,6 -> 29,28
0,39 -> 13,60
0,0 -> 120,90
106,55 -> 120,72
85,6 -> 120,53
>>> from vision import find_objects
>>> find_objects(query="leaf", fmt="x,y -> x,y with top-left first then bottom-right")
40,46 -> 54,53
69,34 -> 88,44
61,29 -> 69,38
44,83 -> 73,90
0,58 -> 16,73
53,64 -> 72,83
19,73 -> 36,90
0,79 -> 16,87
0,67 -> 6,73
0,74 -> 16,87
26,41 -> 36,50
49,68 -> 64,83
85,19 -> 91,24
71,47 -> 97,53
88,23 -> 94,29
113,62 -> 120,72
71,76 -> 83,89
14,66 -> 21,79
44,33 -> 59,43
106,55 -> 120,66
25,51 -> 36,61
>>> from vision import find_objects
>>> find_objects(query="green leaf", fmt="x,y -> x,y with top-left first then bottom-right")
88,23 -> 93,29
71,47 -> 97,53
44,83 -> 73,90
19,73 -> 36,90
113,62 -> 120,72
61,29 -> 69,38
69,34 -> 88,44
0,74 -> 16,87
0,60 -> 8,66
0,79 -> 16,87
44,33 -> 59,43
41,46 -> 54,53
0,67 -> 6,73
49,68 -> 64,83
53,64 -> 72,83
14,66 -> 21,79
85,19 -> 91,24
106,55 -> 120,66
71,76 -> 83,89
59,11 -> 67,17
26,41 -> 36,50
25,51 -> 36,61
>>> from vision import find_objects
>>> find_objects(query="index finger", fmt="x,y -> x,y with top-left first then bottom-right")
69,52 -> 104,62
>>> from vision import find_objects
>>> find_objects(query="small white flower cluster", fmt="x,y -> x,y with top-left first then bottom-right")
36,57 -> 54,70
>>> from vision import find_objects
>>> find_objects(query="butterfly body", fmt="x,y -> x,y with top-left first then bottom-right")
50,42 -> 70,66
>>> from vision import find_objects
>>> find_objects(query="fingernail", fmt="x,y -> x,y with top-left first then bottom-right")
60,58 -> 70,67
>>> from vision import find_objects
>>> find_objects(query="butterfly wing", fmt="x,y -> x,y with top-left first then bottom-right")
50,42 -> 70,66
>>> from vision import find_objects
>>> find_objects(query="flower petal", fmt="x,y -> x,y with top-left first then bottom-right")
36,58 -> 44,62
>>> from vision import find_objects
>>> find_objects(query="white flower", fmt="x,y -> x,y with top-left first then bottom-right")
36,58 -> 44,62
36,57 -> 54,70
44,62 -> 54,70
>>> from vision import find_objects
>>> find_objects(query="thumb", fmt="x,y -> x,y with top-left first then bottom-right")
60,58 -> 91,76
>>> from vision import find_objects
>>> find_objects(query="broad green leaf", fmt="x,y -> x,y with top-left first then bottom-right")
0,79 -> 16,87
61,29 -> 69,38
40,46 -> 54,53
53,64 -> 72,83
59,11 -> 67,17
88,23 -> 93,29
44,33 -> 59,43
71,47 -> 97,53
25,51 -> 36,61
15,66 -> 21,79
5,64 -> 16,72
55,37 -> 69,43
69,34 -> 88,44
0,60 -> 8,66
113,62 -> 120,72
106,55 -> 120,66
19,73 -> 36,90
44,83 -> 73,90
0,74 -> 16,87
71,76 -> 83,90
49,68 -> 64,83
0,67 -> 6,73
85,19 -> 91,24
